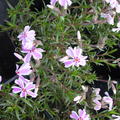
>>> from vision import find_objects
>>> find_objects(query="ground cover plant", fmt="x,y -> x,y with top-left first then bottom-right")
0,0 -> 120,119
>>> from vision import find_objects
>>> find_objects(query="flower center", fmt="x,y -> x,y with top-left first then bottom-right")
23,32 -> 27,38
30,47 -> 35,53
78,118 -> 83,120
16,71 -> 19,74
22,88 -> 26,92
74,57 -> 80,62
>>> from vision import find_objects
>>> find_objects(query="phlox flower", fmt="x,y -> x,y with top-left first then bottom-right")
112,115 -> 120,120
70,109 -> 90,120
17,26 -> 36,49
112,21 -> 120,32
101,12 -> 115,25
50,0 -> 72,9
0,76 -> 2,90
16,63 -> 32,76
102,92 -> 113,111
12,79 -> 37,98
60,47 -> 87,68
22,46 -> 44,63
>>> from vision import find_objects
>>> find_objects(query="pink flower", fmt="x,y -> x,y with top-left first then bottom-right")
12,79 -> 37,98
17,26 -> 36,49
0,76 -> 2,90
22,46 -> 44,63
102,92 -> 113,111
70,109 -> 90,120
16,63 -> 32,76
60,47 -> 87,68
50,0 -> 72,9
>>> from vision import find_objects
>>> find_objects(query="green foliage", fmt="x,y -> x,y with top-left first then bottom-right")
0,0 -> 120,119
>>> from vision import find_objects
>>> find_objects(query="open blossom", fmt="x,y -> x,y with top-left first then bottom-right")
22,46 -> 44,63
70,109 -> 90,120
102,92 -> 113,111
112,21 -> 120,32
17,26 -> 36,49
0,76 -> 2,90
101,12 -> 115,25
12,79 -> 37,98
16,63 -> 32,76
50,0 -> 72,9
60,47 -> 87,68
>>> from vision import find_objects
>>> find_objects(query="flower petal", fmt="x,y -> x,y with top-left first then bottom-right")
12,86 -> 22,93
25,83 -> 35,91
27,91 -> 37,98
66,47 -> 75,58
70,111 -> 79,120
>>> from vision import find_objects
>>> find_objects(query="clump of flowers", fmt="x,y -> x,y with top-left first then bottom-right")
12,25 -> 44,98
100,0 -> 120,32
72,86 -> 114,119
